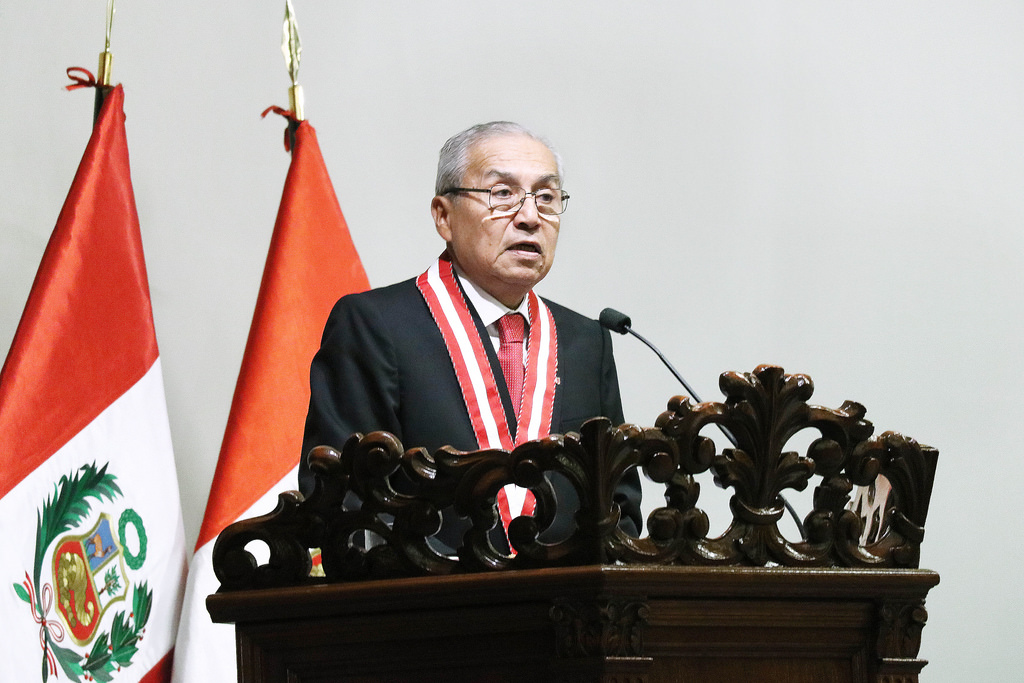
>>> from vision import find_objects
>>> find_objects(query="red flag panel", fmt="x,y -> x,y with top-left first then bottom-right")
0,86 -> 158,498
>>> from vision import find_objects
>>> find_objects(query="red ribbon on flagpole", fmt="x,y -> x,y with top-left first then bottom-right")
261,105 -> 302,152
65,67 -> 98,91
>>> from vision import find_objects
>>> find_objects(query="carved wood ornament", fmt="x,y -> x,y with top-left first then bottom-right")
212,365 -> 938,591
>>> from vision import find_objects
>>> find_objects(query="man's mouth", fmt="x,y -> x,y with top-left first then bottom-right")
508,242 -> 541,254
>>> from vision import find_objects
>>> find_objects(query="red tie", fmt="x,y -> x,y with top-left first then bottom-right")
496,313 -> 534,552
497,313 -> 526,416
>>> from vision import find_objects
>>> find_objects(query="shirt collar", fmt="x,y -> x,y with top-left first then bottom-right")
454,267 -> 530,328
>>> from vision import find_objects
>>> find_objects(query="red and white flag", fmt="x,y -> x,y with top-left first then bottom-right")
0,85 -> 187,682
171,119 -> 369,682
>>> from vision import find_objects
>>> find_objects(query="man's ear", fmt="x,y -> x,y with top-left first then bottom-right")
431,195 -> 453,242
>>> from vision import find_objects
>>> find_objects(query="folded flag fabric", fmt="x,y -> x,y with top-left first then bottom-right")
171,118 -> 368,682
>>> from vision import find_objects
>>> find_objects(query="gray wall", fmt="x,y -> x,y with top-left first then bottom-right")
2,3 -> 1020,679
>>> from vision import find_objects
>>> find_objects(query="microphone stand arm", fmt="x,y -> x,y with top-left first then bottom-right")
625,327 -> 703,404
626,326 -> 742,447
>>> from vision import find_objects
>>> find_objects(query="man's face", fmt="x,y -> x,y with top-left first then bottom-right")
432,134 -> 562,308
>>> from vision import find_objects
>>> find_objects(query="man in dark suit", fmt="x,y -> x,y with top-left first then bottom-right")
301,121 -> 641,544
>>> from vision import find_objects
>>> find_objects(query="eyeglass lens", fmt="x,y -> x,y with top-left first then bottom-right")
489,185 -> 566,215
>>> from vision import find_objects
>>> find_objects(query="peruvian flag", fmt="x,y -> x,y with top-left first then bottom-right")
170,118 -> 369,681
0,85 -> 187,682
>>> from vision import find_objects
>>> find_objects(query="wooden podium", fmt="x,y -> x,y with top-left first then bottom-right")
207,366 -> 939,683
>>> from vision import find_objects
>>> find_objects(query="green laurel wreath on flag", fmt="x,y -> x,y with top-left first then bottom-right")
117,508 -> 147,570
12,462 -> 153,682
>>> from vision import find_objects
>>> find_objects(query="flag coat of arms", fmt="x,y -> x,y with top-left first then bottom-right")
0,85 -> 187,683
171,118 -> 368,681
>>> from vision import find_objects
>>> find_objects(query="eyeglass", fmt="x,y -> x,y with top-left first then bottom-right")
444,184 -> 570,215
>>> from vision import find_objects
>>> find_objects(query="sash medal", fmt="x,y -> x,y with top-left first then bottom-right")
417,254 -> 558,547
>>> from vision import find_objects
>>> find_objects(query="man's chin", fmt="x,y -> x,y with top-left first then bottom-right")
506,270 -> 549,293
482,268 -> 548,306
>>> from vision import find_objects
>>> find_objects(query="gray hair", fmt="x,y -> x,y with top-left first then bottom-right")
434,121 -> 564,196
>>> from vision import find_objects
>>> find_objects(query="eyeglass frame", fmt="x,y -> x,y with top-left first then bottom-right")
441,184 -> 570,215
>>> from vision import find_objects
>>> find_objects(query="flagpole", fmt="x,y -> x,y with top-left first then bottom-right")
94,0 -> 116,121
171,3 -> 370,676
283,0 -> 304,148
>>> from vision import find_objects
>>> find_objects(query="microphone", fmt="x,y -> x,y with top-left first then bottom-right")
597,307 -> 631,334
599,307 -> 807,540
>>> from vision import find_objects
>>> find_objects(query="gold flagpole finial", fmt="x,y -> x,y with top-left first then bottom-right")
282,0 -> 304,121
97,0 -> 115,86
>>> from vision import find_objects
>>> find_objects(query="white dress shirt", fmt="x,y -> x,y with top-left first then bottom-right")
455,270 -> 530,361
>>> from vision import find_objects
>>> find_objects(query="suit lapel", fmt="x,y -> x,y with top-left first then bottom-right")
542,298 -> 563,434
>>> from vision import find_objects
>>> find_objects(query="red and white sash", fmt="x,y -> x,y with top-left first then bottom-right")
417,255 -> 558,542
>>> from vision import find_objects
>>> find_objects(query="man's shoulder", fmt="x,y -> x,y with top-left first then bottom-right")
540,296 -> 601,333
322,278 -> 426,334
333,277 -> 419,310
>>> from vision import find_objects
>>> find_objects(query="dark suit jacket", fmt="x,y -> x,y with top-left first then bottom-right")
300,277 -> 642,543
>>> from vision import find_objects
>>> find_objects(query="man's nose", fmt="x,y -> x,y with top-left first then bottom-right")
512,193 -> 542,228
